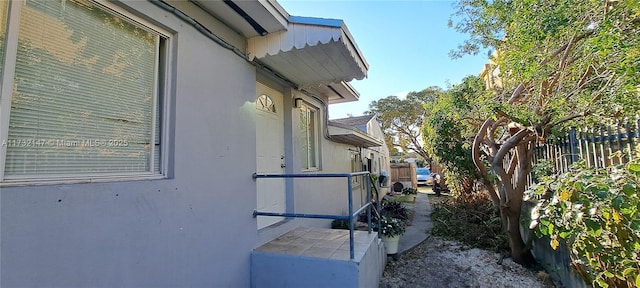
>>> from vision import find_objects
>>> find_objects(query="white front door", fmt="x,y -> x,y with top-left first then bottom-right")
255,82 -> 286,229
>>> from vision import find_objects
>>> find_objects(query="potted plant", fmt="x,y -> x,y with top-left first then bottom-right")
379,216 -> 405,254
402,187 -> 418,202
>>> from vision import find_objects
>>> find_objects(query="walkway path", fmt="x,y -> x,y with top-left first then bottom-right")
381,190 -> 551,287
397,190 -> 432,255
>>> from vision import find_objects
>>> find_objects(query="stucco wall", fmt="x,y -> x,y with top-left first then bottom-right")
362,118 -> 391,197
369,119 -> 391,176
1,1 -> 259,287
288,92 -> 367,225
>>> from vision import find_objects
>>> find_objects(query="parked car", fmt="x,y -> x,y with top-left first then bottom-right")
416,167 -> 433,186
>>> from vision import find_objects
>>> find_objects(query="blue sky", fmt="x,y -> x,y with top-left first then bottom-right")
278,0 -> 490,119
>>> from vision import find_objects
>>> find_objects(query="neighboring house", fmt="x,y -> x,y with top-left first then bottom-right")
329,114 -> 391,195
479,50 -> 503,90
0,1 -> 383,287
403,157 -> 418,164
390,155 -> 418,164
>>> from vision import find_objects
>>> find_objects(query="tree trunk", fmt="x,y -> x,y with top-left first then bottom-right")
506,207 -> 535,265
473,119 -> 537,266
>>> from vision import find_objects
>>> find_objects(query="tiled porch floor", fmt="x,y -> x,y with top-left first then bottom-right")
254,227 -> 376,261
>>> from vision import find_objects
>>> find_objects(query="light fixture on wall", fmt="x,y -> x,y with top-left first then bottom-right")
294,98 -> 303,108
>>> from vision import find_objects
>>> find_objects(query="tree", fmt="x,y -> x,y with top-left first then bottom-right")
367,87 -> 443,162
450,0 -> 640,265
423,75 -> 489,195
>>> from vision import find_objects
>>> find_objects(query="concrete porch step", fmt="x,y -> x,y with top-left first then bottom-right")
251,227 -> 386,288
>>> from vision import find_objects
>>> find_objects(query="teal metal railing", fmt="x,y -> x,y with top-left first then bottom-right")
252,171 -> 381,260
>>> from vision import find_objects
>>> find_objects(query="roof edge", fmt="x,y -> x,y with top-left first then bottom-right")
288,15 -> 343,27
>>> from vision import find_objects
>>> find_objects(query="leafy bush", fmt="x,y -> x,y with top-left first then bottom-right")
331,219 -> 349,230
370,174 -> 379,185
531,158 -> 554,182
380,216 -> 405,237
358,198 -> 411,225
402,187 -> 418,195
529,159 -> 640,288
430,193 -> 508,252
380,200 -> 410,223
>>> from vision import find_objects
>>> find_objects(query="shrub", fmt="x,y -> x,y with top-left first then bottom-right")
529,159 -> 640,288
430,192 -> 508,252
402,187 -> 418,195
358,198 -> 411,225
380,200 -> 410,222
331,219 -> 350,230
380,216 -> 405,237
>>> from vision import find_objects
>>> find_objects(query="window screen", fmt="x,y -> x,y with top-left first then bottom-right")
4,0 -> 162,177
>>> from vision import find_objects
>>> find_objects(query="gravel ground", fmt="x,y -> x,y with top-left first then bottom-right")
380,236 -> 555,288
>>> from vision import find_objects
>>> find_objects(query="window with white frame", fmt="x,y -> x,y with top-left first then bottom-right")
299,103 -> 318,170
0,0 -> 168,183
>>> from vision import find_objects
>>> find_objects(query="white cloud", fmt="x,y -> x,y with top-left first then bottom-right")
393,91 -> 409,99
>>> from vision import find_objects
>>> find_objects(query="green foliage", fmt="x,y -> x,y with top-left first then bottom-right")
450,0 -> 640,127
380,216 -> 406,238
448,0 -> 640,266
422,75 -> 489,195
380,200 -> 410,224
529,159 -> 640,287
531,158 -> 554,182
389,194 -> 416,203
370,174 -> 379,185
431,193 -> 509,252
367,87 -> 443,161
331,219 -> 350,230
402,187 -> 418,195
359,197 -> 411,225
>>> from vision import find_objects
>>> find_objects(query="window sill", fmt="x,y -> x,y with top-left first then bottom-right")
0,174 -> 167,188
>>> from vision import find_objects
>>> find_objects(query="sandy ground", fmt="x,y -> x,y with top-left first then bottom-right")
380,236 -> 555,288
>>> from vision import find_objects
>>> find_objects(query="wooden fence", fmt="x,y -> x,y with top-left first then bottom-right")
532,117 -> 639,176
389,163 -> 417,190
523,118 -> 638,288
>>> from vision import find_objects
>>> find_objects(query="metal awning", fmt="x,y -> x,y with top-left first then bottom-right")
248,16 -> 369,88
328,122 -> 383,148
302,81 -> 360,104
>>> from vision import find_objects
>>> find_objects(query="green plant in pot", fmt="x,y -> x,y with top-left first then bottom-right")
370,174 -> 379,185
380,216 -> 405,254
401,187 -> 417,195
401,187 -> 418,202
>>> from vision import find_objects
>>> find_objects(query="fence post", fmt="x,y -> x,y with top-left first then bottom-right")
625,120 -> 634,161
606,125 -> 614,164
617,120 -> 624,162
591,128 -> 600,168
569,128 -> 579,165
577,127 -> 585,162
599,127 -> 607,168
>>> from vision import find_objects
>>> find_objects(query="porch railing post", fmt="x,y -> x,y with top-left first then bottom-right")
366,173 -> 372,234
347,175 -> 354,260
254,171 -> 372,260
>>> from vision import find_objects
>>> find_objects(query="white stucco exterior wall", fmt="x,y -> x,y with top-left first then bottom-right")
364,118 -> 391,178
288,92 -> 367,224
1,1 -> 260,287
0,1 -> 379,287
284,95 -> 393,224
